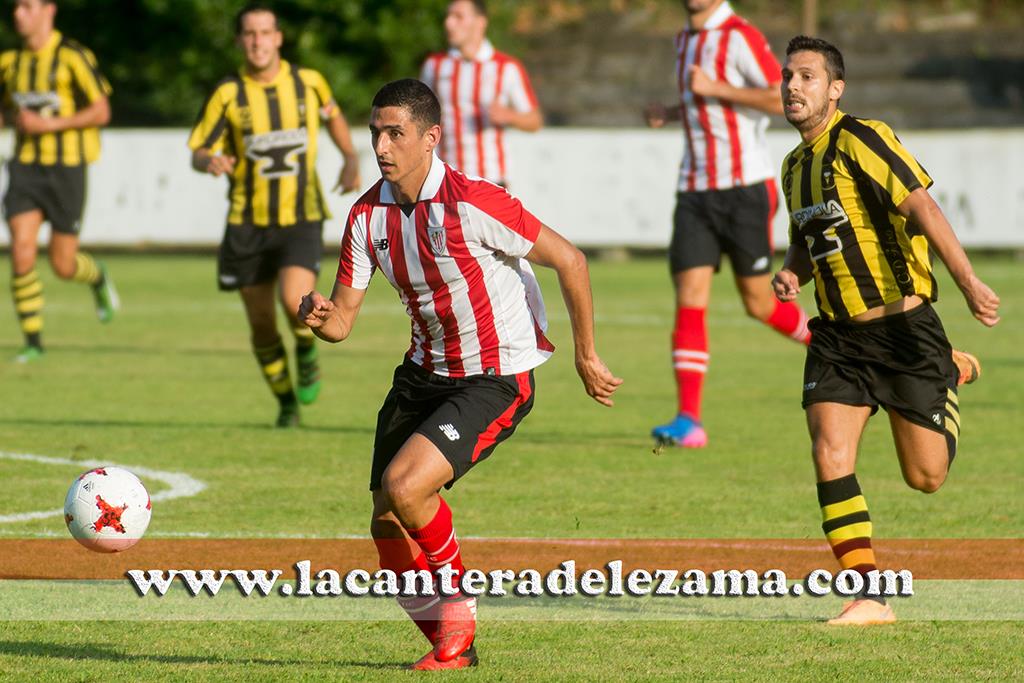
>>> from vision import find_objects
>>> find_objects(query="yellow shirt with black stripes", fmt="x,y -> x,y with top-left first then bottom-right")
781,109 -> 936,321
188,60 -> 337,228
0,30 -> 112,166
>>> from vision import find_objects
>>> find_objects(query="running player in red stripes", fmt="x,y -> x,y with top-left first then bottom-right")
299,79 -> 621,670
645,0 -> 814,448
420,0 -> 542,186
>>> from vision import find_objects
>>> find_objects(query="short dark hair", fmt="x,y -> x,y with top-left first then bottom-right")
372,79 -> 442,133
235,2 -> 278,36
786,35 -> 845,81
451,0 -> 488,16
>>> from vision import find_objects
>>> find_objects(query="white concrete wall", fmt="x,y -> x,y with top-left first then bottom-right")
1,127 -> 1022,248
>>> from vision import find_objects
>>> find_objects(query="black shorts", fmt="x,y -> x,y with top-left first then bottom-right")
370,359 -> 536,491
217,221 -> 323,291
669,179 -> 777,276
2,161 -> 87,234
802,303 -> 959,444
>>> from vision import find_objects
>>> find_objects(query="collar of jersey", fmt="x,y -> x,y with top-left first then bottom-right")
379,153 -> 446,205
448,38 -> 495,63
688,1 -> 733,31
239,59 -> 291,87
26,29 -> 61,55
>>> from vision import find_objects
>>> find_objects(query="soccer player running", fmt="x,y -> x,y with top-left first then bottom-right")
299,79 -> 621,670
0,0 -> 118,363
420,0 -> 542,186
645,0 -> 813,448
774,36 -> 1000,624
189,3 -> 360,427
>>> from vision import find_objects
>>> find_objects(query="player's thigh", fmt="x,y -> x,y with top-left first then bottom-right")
6,209 -> 45,273
672,266 -> 715,308
41,165 -> 87,237
48,232 -> 80,279
217,224 -> 277,292
278,221 -> 323,304
278,265 -> 317,323
888,410 -> 950,493
669,191 -> 721,286
806,402 -> 872,481
238,281 -> 278,337
732,272 -> 776,320
382,434 -> 456,506
720,182 -> 773,279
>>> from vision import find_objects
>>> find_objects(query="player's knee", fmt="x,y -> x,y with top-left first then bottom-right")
742,296 -> 773,322
380,471 -> 415,515
49,255 -> 76,280
904,468 -> 946,494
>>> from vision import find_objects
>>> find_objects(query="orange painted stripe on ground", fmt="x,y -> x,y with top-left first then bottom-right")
0,539 -> 1020,580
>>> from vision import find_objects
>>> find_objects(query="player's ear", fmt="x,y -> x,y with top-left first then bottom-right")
424,124 -> 442,151
829,79 -> 845,103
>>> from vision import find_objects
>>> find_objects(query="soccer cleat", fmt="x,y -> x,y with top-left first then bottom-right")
826,598 -> 896,625
13,345 -> 44,364
275,402 -> 300,428
91,262 -> 120,323
952,349 -> 980,386
296,347 -> 322,405
651,414 -> 708,449
409,643 -> 478,671
433,596 -> 476,662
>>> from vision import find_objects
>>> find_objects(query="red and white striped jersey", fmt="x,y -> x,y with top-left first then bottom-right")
675,1 -> 782,192
420,40 -> 538,183
336,154 -> 554,378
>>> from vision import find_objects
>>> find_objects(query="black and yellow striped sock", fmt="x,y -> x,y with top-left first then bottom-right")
253,338 -> 296,406
11,270 -> 44,349
71,252 -> 103,286
817,474 -> 878,576
293,324 -> 316,359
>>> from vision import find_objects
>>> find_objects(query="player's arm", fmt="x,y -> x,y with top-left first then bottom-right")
490,61 -> 543,132
525,225 -> 623,407
897,188 -> 1000,327
188,87 -> 235,177
191,147 -> 236,176
298,282 -> 367,343
15,96 -> 110,135
324,106 -> 361,194
688,65 -> 782,115
772,241 -> 812,302
643,102 -> 682,128
489,105 -> 542,132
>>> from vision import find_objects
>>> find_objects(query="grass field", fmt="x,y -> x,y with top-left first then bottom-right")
1,253 -> 1021,681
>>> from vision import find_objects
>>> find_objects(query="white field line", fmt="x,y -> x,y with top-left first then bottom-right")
0,451 -> 206,524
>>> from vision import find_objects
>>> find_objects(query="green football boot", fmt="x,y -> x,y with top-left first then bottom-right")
296,346 -> 322,405
92,262 -> 120,323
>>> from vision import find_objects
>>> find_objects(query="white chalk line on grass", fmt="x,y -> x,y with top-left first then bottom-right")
0,451 -> 206,524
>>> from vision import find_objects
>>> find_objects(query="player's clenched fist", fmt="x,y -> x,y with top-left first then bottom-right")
298,290 -> 334,328
772,269 -> 801,302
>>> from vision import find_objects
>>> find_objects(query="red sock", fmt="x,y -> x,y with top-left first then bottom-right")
374,536 -> 439,643
672,307 -> 708,420
407,497 -> 465,598
766,300 -> 811,345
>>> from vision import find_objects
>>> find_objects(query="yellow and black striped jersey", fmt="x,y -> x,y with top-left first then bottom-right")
188,60 -> 338,228
782,110 -> 936,321
0,30 -> 112,166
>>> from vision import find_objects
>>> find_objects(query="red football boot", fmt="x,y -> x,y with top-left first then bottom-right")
409,642 -> 478,671
433,596 -> 477,662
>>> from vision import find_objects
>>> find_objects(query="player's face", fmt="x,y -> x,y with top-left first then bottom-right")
781,51 -> 844,134
445,1 -> 486,50
683,0 -> 722,16
13,0 -> 53,38
237,10 -> 283,72
370,106 -> 440,188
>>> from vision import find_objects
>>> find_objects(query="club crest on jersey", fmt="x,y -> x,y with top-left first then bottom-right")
244,128 -> 308,178
822,168 -> 836,190
427,203 -> 448,256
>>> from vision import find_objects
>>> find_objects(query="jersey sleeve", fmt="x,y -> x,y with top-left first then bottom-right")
187,84 -> 232,153
304,69 -> 339,119
0,52 -> 11,104
336,205 -> 376,290
500,58 -> 539,114
66,45 -> 112,103
843,119 -> 933,208
732,23 -> 782,87
463,181 -> 543,258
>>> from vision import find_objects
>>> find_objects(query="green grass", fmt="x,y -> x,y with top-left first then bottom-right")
0,253 -> 1021,680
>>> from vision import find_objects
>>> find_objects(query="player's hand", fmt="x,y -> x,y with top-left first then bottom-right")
687,65 -> 719,98
960,274 -> 1000,327
334,162 -> 361,194
643,102 -> 667,128
15,109 -> 54,135
488,103 -> 516,127
575,353 -> 623,407
772,269 -> 801,302
298,290 -> 335,329
206,155 -> 236,177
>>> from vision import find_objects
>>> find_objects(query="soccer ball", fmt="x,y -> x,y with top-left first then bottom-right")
63,466 -> 151,553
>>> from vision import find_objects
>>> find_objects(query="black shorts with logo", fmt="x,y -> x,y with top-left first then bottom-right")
3,161 -> 87,234
217,221 -> 323,291
370,358 -> 536,491
669,179 -> 776,276
802,303 -> 959,447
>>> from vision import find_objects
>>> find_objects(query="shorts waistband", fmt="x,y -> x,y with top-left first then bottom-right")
823,301 -> 934,330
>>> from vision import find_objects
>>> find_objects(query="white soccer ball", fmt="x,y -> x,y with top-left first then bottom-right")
63,466 -> 151,553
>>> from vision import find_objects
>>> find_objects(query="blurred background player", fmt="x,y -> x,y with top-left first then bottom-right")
420,0 -> 542,187
0,0 -> 117,363
774,36 -> 1000,625
188,3 -> 360,427
299,79 -> 620,670
645,0 -> 812,448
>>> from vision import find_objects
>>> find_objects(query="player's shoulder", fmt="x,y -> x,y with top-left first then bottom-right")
295,65 -> 327,84
57,36 -> 98,61
205,75 -> 242,102
492,50 -> 529,72
0,49 -> 15,68
445,165 -> 519,209
723,13 -> 771,45
837,114 -> 903,151
348,180 -> 387,218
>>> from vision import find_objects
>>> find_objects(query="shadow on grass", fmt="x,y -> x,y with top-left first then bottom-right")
0,639 -> 404,670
